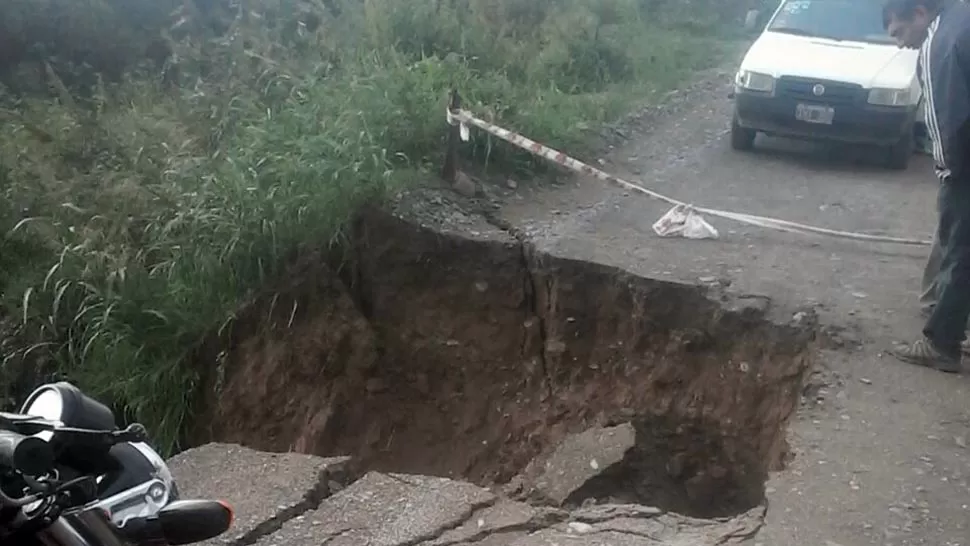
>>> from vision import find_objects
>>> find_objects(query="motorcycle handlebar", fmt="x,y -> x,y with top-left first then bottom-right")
0,429 -> 55,477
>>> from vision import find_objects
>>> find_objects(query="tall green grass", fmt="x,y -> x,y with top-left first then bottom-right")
0,0 -> 740,451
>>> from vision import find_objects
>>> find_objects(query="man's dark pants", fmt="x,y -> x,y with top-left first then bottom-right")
924,175 -> 970,358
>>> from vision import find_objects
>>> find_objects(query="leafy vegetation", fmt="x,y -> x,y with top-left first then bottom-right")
0,0 -> 744,452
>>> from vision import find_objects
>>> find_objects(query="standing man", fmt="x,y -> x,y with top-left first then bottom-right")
884,0 -> 970,373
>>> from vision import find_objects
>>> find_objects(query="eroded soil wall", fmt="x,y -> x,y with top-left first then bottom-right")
187,207 -> 816,518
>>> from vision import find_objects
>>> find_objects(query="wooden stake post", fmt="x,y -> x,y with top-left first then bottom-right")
441,89 -> 462,183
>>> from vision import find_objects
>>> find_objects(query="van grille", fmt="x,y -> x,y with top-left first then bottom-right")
776,77 -> 864,105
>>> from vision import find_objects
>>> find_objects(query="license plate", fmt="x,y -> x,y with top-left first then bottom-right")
795,103 -> 835,124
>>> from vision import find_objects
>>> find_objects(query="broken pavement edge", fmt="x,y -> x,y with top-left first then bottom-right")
168,442 -> 766,546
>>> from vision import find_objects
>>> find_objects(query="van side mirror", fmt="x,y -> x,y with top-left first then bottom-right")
743,9 -> 761,33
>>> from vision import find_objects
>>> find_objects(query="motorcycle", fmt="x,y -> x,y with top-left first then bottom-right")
0,381 -> 233,545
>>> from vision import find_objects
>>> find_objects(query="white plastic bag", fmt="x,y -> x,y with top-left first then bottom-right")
445,107 -> 470,141
652,204 -> 719,240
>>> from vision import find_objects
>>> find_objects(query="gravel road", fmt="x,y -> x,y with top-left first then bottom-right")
496,66 -> 970,545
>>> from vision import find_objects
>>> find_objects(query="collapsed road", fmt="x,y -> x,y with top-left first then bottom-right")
168,64 -> 970,545
175,202 -> 816,545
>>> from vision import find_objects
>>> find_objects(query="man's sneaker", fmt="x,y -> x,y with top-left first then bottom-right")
916,307 -> 970,354
891,337 -> 963,373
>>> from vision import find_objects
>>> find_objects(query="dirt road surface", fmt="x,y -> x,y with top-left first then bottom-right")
496,68 -> 970,545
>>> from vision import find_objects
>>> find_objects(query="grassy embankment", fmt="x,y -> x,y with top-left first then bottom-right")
0,0 -> 745,452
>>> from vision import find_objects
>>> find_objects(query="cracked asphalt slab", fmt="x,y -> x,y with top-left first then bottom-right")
169,444 -> 763,546
496,67 -> 970,545
167,443 -> 354,546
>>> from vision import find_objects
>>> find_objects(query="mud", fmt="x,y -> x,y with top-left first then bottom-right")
187,206 -> 817,519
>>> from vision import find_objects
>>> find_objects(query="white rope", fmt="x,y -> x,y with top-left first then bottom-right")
446,107 -> 932,246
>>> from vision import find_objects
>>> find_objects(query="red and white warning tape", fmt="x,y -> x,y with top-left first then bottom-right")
446,107 -> 932,246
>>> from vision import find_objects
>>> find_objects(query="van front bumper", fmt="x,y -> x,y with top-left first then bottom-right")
734,89 -> 917,146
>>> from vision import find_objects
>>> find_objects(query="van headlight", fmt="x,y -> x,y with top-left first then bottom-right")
868,88 -> 913,107
735,70 -> 775,93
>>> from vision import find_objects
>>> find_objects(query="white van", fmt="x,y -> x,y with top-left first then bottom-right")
731,0 -> 924,169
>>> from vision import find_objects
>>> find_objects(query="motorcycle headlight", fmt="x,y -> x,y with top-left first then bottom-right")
20,382 -> 117,431
94,442 -> 179,527
868,87 -> 913,107
735,70 -> 775,93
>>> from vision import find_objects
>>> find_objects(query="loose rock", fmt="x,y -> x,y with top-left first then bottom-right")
518,423 -> 636,505
453,171 -> 478,197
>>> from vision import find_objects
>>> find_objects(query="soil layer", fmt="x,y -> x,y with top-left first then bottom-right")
187,206 -> 817,518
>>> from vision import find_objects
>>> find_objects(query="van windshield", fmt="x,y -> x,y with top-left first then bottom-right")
767,0 -> 897,44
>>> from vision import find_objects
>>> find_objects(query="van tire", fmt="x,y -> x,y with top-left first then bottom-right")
886,131 -> 914,170
731,118 -> 756,151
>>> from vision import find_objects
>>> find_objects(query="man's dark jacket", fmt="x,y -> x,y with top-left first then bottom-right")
922,0 -> 970,180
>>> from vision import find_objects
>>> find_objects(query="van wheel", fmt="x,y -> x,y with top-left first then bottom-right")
731,117 -> 756,151
886,131 -> 915,170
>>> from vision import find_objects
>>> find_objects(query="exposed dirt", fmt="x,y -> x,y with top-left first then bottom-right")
187,204 -> 817,519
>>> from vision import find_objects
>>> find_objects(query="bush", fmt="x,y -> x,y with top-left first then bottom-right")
0,0 -> 739,451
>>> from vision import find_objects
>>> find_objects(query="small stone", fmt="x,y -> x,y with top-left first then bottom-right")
506,178 -> 518,189
568,521 -> 594,534
956,436 -> 967,449
859,377 -> 872,385
452,172 -> 478,197
544,340 -> 567,354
